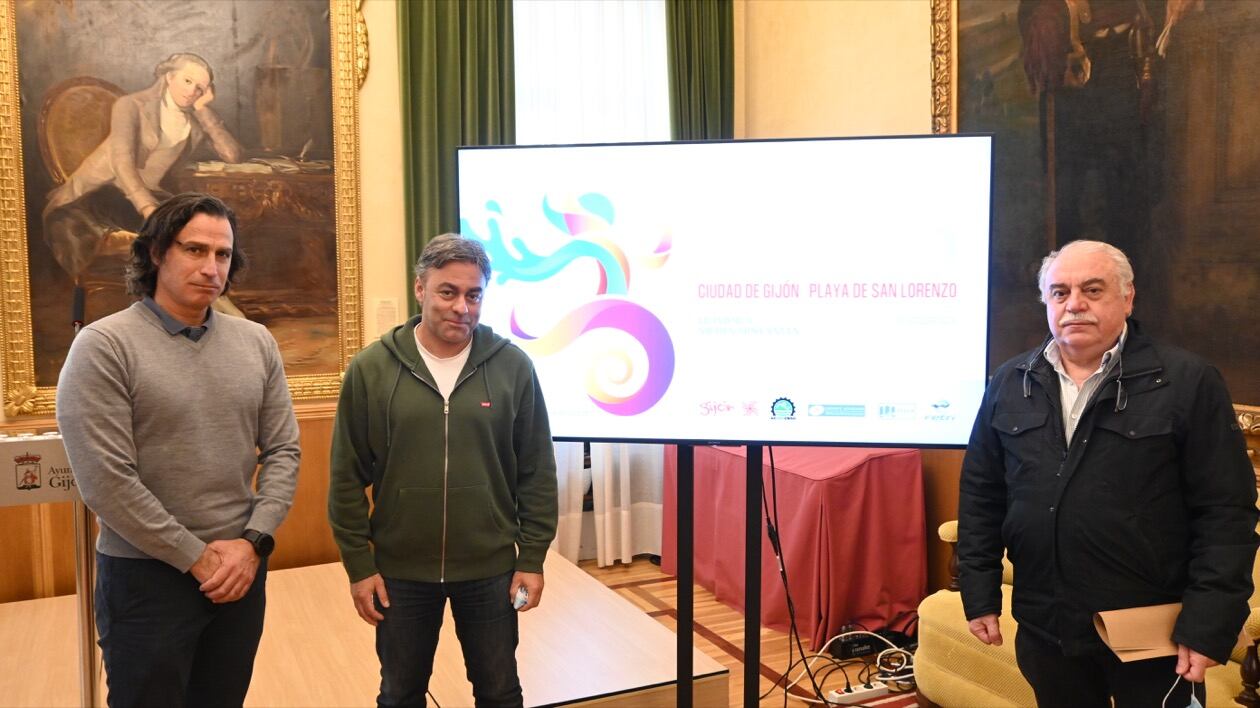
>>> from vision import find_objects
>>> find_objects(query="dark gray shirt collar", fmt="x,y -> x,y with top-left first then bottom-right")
141,296 -> 212,342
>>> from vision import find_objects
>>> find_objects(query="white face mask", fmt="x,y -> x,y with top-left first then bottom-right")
1161,675 -> 1204,708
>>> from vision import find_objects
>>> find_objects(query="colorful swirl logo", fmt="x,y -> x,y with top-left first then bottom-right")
511,300 -> 673,416
462,193 -> 674,415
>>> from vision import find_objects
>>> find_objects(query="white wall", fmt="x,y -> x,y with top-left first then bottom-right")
359,0 -> 410,339
736,0 -> 930,139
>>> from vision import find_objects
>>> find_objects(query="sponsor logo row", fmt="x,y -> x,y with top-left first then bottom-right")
696,398 -> 957,422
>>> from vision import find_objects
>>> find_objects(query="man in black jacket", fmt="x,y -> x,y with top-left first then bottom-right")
958,239 -> 1257,706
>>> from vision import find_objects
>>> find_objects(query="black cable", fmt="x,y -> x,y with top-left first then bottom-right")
760,655 -> 857,701
427,690 -> 441,707
761,446 -> 828,705
762,447 -> 802,706
817,661 -> 857,690
901,613 -> 919,637
760,451 -> 895,708
761,446 -> 797,708
882,608 -> 919,637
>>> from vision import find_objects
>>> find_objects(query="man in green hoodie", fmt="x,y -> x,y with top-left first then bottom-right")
328,233 -> 557,707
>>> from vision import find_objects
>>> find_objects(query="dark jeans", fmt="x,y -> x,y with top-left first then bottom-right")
1015,627 -> 1199,707
95,552 -> 267,708
376,570 -> 521,708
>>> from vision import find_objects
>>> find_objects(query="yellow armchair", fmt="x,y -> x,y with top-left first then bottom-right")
915,518 -> 1260,707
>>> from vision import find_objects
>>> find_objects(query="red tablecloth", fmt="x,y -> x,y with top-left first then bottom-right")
662,445 -> 927,649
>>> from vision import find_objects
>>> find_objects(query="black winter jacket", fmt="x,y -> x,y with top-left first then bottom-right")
957,320 -> 1257,663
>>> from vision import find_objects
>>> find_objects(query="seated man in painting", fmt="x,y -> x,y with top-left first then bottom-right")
42,52 -> 243,310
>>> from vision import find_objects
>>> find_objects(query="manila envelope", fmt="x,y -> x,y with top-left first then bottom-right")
1093,603 -> 1181,662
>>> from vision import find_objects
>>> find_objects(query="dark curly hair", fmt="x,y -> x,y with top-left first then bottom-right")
125,193 -> 247,298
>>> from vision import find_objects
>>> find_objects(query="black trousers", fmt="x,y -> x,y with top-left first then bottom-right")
1015,627 -> 1199,708
375,570 -> 522,708
95,552 -> 267,708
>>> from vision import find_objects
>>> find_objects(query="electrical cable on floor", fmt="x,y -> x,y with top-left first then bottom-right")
769,447 -> 817,707
769,631 -> 912,706
762,446 -> 828,705
761,655 -> 866,700
899,613 -> 919,637
761,446 -> 918,707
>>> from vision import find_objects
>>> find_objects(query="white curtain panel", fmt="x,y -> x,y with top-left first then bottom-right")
513,0 -> 669,146
550,441 -> 587,562
590,443 -> 664,566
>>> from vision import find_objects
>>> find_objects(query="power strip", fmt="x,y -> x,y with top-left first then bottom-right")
824,681 -> 889,705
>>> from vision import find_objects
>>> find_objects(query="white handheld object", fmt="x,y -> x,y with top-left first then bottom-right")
512,586 -> 528,610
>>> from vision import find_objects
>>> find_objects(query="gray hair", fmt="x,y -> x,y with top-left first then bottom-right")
414,233 -> 491,282
1037,240 -> 1134,302
154,53 -> 214,83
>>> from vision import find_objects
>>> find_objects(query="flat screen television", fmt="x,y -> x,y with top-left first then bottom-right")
457,134 -> 992,446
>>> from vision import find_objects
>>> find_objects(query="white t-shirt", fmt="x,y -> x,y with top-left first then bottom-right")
415,328 -> 472,400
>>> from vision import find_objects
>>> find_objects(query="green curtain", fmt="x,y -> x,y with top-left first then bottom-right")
665,0 -> 734,141
399,0 -> 515,313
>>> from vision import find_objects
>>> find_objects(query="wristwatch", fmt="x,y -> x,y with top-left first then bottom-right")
241,529 -> 275,558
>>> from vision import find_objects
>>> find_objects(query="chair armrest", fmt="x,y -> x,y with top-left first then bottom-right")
1237,636 -> 1259,707
940,520 -> 960,591
1235,606 -> 1260,707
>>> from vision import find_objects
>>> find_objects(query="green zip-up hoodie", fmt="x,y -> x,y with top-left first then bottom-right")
328,316 -> 557,583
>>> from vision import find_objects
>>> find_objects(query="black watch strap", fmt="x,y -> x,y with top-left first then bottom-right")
241,529 -> 275,558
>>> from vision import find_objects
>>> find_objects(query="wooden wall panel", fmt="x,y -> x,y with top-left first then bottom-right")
0,505 -> 41,603
920,448 -> 964,593
45,501 -> 77,596
270,403 -> 341,571
0,402 -> 341,602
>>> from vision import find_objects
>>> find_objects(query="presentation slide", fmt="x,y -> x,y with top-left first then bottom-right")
458,135 -> 991,446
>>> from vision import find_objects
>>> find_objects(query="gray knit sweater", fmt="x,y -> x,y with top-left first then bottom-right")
56,302 -> 300,572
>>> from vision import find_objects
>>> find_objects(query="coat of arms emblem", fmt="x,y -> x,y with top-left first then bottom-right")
15,452 -> 41,491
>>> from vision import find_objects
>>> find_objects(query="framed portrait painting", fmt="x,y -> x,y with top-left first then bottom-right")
0,0 -> 364,417
933,0 -> 1259,405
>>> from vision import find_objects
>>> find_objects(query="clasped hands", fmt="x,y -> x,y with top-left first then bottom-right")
189,538 -> 259,603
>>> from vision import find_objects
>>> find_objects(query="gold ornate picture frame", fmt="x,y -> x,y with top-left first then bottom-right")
929,0 -> 957,137
0,0 -> 364,417
932,0 -> 1259,405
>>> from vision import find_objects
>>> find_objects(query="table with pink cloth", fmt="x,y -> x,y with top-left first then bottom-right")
662,445 -> 927,650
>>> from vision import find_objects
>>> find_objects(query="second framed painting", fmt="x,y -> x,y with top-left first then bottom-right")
934,0 -> 1259,404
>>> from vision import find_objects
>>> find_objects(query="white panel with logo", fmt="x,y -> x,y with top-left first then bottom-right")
0,433 -> 80,507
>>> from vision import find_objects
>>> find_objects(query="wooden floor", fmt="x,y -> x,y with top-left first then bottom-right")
0,553 -> 728,708
0,555 -> 917,708
579,556 -> 918,708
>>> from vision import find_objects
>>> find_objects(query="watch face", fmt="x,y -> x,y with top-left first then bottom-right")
256,533 -> 275,556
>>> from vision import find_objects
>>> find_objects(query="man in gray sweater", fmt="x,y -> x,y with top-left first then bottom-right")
56,193 -> 300,708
